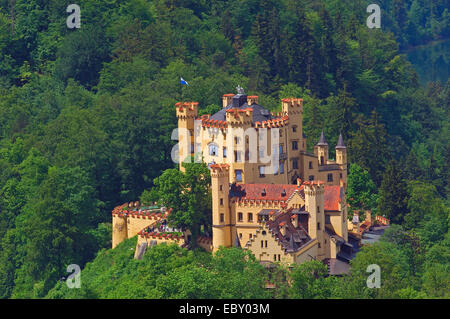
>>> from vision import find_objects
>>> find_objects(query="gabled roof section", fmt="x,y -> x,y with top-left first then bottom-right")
323,185 -> 342,211
266,211 -> 311,253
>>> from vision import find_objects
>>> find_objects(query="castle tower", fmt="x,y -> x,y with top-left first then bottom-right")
335,133 -> 347,165
176,101 -> 198,171
282,98 -> 303,183
222,94 -> 234,108
210,164 -> 233,252
314,131 -> 329,166
225,96 -> 253,183
112,215 -> 128,248
335,133 -> 347,187
282,98 -> 303,149
304,182 -> 326,260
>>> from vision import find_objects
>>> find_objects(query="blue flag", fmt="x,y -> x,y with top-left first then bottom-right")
180,77 -> 189,86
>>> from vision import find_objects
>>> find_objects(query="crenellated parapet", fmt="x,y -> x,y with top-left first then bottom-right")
281,97 -> 303,115
303,181 -> 325,196
225,107 -> 253,127
176,101 -> 199,119
210,163 -> 230,178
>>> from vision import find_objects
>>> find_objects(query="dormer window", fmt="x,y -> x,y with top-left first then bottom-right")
261,188 -> 266,196
281,189 -> 286,197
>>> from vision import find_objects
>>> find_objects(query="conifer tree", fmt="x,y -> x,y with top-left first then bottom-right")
378,159 -> 409,224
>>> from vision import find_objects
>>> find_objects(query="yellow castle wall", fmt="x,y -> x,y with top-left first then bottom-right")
245,224 -> 294,264
112,214 -> 163,248
294,239 -> 319,264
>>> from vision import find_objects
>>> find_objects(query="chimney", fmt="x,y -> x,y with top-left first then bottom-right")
291,214 -> 298,228
222,94 -> 234,108
297,178 -> 302,187
279,222 -> 286,236
247,95 -> 258,105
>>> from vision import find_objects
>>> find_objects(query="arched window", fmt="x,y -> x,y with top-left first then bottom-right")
208,143 -> 218,156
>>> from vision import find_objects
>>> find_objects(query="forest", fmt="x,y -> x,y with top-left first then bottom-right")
0,0 -> 448,299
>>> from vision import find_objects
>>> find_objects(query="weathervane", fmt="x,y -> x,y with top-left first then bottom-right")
236,85 -> 245,95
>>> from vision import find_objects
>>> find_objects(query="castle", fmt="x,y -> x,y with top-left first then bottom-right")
112,88 -> 355,271
176,90 -> 347,186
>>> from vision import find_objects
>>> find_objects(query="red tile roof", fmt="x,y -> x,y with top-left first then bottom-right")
231,183 -> 342,211
324,185 -> 341,211
230,183 -> 300,201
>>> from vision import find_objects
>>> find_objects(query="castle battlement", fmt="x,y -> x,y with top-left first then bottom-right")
176,101 -> 198,119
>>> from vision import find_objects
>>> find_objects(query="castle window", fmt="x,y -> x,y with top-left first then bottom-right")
235,136 -> 240,144
340,173 -> 343,178
317,222 -> 321,230
209,143 -> 218,156
318,243 -> 321,248
278,254 -> 281,261
249,234 -> 252,239
292,159 -> 298,169
280,162 -> 284,174
274,255 -> 277,261
239,233 -> 242,239
265,240 -> 268,248
325,215 -> 330,224
327,173 -> 333,182
309,161 -> 313,169
238,212 -> 243,222
259,166 -> 265,178
262,231 -> 267,236
261,240 -> 264,248
292,126 -> 297,133
279,144 -> 284,154
220,214 -> 224,223
248,213 -> 253,222
234,151 -> 242,162
309,175 -> 314,181
320,156 -> 324,165
280,129 -> 283,137
219,185 -> 223,191
292,141 -> 298,150
220,198 -> 223,206
223,147 -> 227,158
235,170 -> 242,182
190,143 -> 194,153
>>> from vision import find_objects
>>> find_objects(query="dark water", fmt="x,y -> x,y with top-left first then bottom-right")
405,39 -> 450,85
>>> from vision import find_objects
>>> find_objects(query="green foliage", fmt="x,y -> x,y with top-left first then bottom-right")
0,0 -> 447,299
378,159 -> 409,224
347,163 -> 378,215
143,160 -> 212,243
46,243 -> 268,299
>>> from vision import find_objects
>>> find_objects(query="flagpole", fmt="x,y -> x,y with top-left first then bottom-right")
179,77 -> 183,102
